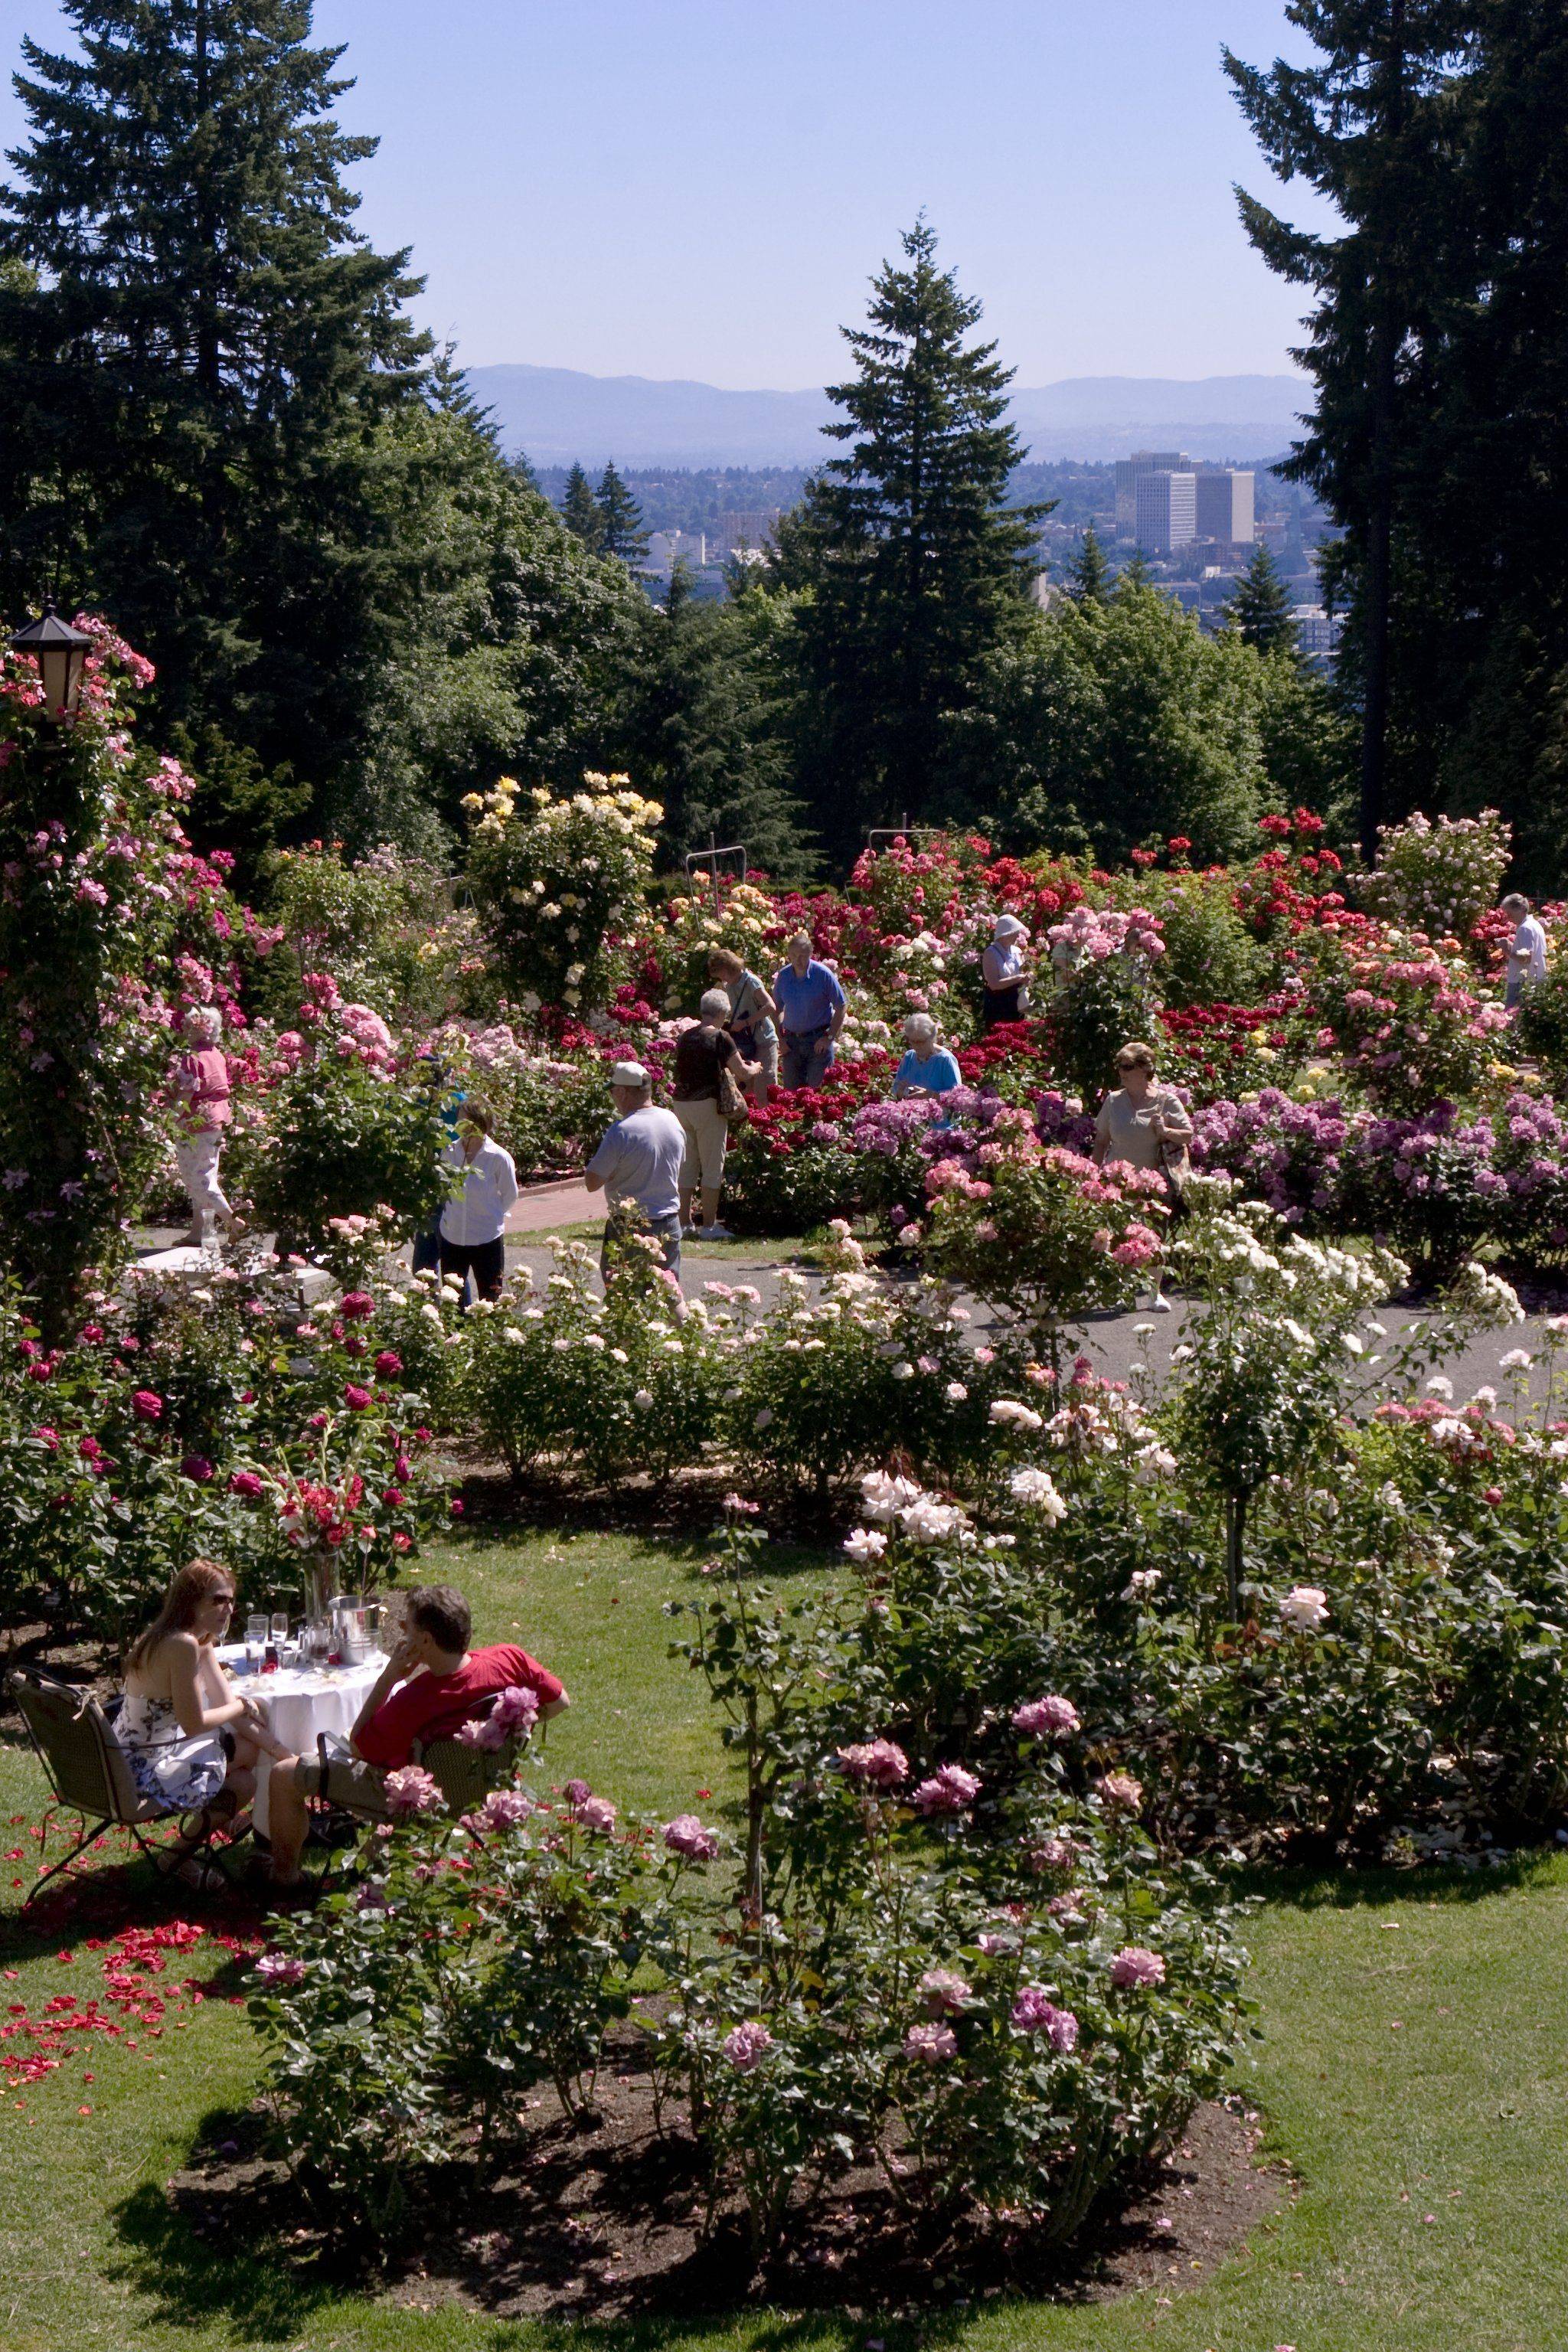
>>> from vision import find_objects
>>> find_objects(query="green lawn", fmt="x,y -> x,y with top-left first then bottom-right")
3,1526 -> 1566,2352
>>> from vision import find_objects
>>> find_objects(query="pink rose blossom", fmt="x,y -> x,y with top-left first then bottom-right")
916,1968 -> 972,2016
911,1762 -> 980,1815
1013,1694 -> 1081,1739
1110,1945 -> 1166,1990
1011,1985 -> 1080,2050
723,2020 -> 774,2070
384,1765 -> 444,1818
835,1738 -> 910,1788
903,2021 -> 957,2063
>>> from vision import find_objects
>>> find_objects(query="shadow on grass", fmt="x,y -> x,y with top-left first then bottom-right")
1233,1845 -> 1567,1913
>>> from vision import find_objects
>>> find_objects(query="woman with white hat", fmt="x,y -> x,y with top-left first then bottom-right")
981,914 -> 1031,1031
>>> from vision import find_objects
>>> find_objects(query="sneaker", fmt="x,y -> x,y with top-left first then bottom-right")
1149,1292 -> 1173,1314
698,1223 -> 734,1243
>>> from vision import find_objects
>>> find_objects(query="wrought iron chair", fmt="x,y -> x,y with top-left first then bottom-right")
7,1669 -> 243,1903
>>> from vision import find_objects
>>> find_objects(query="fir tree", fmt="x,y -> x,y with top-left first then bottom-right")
1225,543 -> 1299,656
593,461 -> 648,564
779,219 -> 1047,858
1224,2 -> 1476,858
1067,524 -> 1112,605
560,462 -> 603,548
0,0 -> 431,822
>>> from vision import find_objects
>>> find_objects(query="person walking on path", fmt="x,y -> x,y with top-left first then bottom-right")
1092,1040 -> 1192,1314
774,931 -> 846,1089
981,914 -> 1031,1030
438,1103 -> 518,1304
672,989 -> 760,1241
709,947 -> 778,1106
584,1059 -> 688,1282
172,1004 -> 244,1252
1502,893 -> 1548,1011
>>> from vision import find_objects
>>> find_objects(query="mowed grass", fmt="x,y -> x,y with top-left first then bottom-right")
1,1524 -> 1565,2352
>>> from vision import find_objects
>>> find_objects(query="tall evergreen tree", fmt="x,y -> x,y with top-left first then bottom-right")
593,460 -> 648,564
1066,523 -> 1112,605
1224,2 -> 1476,860
0,0 -> 431,810
777,219 -> 1047,860
559,461 -> 603,549
1224,542 -> 1300,656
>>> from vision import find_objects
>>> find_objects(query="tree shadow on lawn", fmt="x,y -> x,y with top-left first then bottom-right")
1234,1847 -> 1565,1913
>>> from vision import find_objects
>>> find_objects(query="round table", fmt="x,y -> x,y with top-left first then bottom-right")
217,1649 -> 388,1838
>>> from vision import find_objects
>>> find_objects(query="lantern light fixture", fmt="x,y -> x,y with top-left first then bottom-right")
8,603 -> 93,720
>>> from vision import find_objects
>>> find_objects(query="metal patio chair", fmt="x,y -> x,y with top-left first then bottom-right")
7,1669 -> 243,1904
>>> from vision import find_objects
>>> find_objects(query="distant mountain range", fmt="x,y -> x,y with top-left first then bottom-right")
463,363 -> 1312,469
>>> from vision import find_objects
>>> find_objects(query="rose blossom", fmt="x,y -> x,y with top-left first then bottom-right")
1011,1985 -> 1080,2050
911,1762 -> 980,1815
723,2020 -> 774,2070
1110,1945 -> 1166,1991
835,1738 -> 910,1788
662,1813 -> 719,1860
1008,1465 -> 1067,1520
1280,1584 -> 1330,1630
384,1765 -> 444,1817
842,1527 -> 888,1563
253,1951 -> 306,1988
916,1967 -> 972,2016
1096,1771 -> 1144,1812
131,1389 -> 163,1421
903,2021 -> 957,2063
1013,1694 -> 1080,1739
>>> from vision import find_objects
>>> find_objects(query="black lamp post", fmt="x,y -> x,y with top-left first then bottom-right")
8,604 -> 93,720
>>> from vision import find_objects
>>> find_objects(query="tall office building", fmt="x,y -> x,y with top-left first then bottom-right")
1195,469 -> 1255,548
1134,470 -> 1197,554
1114,451 -> 1191,538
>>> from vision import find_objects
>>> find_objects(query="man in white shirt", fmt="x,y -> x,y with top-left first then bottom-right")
1502,892 -> 1548,1011
584,1060 -> 686,1282
438,1104 -> 518,1302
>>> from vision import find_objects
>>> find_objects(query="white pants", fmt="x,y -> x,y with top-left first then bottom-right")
176,1129 -> 230,1244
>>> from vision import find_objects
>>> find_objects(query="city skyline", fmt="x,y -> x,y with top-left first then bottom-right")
0,0 -> 1341,387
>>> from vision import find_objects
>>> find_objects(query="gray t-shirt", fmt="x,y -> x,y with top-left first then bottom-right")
586,1105 -> 685,1221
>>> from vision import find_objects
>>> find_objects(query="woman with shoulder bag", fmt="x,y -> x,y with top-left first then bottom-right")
1092,1040 -> 1193,1313
709,948 -> 779,1108
671,989 -> 760,1240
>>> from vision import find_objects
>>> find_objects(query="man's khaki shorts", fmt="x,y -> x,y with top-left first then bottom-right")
296,1749 -> 394,1819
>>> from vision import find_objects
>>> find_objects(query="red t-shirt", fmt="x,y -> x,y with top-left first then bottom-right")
355,1642 -> 564,1768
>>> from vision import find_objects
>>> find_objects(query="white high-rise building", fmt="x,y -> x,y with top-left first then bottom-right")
1114,450 -> 1191,538
1135,470 -> 1197,554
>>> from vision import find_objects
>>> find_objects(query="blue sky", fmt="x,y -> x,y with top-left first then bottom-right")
0,0 -> 1336,386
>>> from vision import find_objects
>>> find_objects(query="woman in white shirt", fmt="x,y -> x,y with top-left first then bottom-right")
1092,1040 -> 1192,1312
981,914 -> 1031,1029
438,1103 -> 519,1303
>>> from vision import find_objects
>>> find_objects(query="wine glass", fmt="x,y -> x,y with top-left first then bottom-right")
245,1613 -> 267,1647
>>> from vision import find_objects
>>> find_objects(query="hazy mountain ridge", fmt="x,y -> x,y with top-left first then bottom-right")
466,361 -> 1311,469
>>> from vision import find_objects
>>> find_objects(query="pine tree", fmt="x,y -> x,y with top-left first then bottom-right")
560,462 -> 603,549
779,219 -> 1047,859
1224,2 -> 1476,859
593,461 -> 648,564
1225,543 -> 1300,656
1067,524 -> 1112,605
0,0 -> 430,815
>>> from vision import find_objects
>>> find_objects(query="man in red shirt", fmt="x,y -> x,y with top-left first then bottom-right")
265,1586 -> 567,1883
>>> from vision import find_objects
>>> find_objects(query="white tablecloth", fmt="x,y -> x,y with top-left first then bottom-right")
217,1650 -> 388,1837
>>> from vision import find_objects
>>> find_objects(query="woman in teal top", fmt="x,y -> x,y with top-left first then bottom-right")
892,1013 -> 962,1099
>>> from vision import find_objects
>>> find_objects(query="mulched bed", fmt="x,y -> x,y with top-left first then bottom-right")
169,2041 -> 1287,2323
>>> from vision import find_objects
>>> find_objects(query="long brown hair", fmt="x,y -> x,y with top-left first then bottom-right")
125,1558 -> 235,1674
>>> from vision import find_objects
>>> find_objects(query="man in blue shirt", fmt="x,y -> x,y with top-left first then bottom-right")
773,931 -> 848,1089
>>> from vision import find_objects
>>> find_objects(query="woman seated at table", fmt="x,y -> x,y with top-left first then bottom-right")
266,1585 -> 568,1870
890,1012 -> 962,1102
121,1558 -> 298,1885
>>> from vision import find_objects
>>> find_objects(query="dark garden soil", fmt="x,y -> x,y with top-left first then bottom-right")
170,2046 -> 1288,2325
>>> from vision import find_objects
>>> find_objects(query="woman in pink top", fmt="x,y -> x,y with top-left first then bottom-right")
173,1004 -> 243,1250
